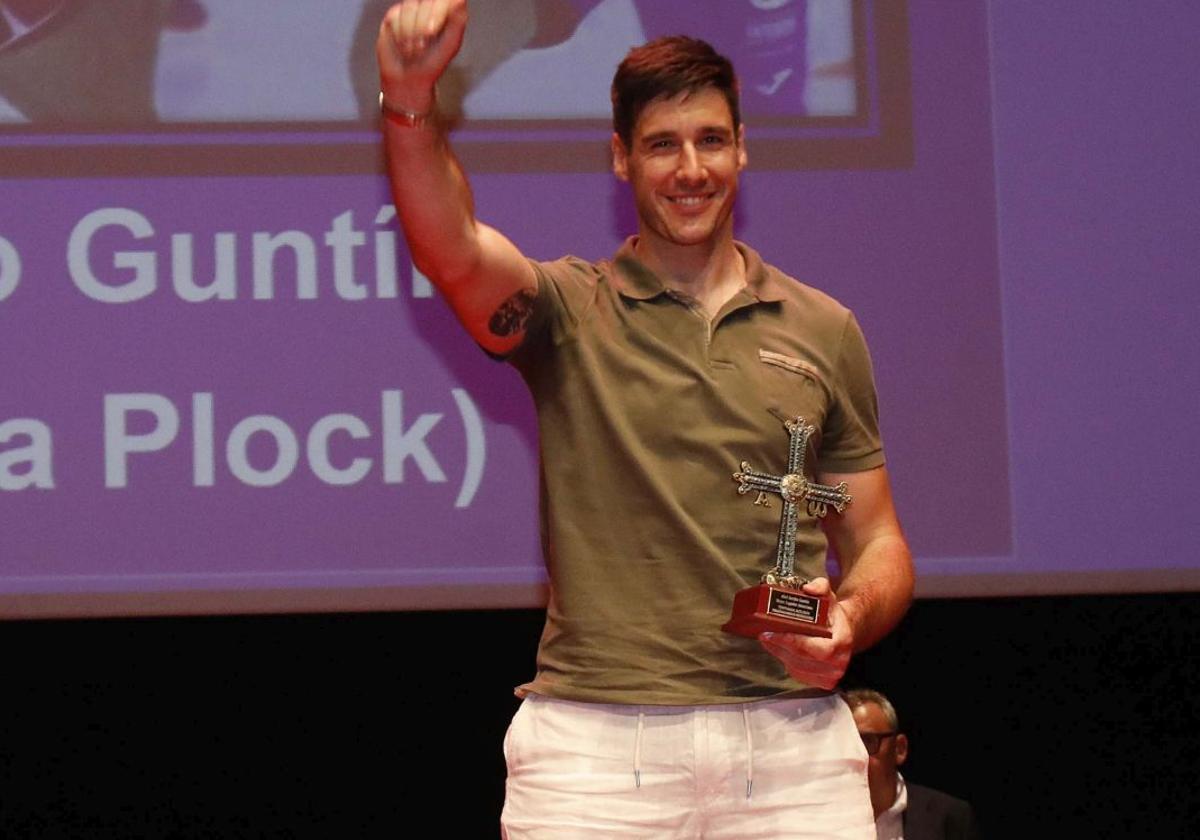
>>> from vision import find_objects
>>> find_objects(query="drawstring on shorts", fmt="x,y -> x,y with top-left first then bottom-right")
633,710 -> 645,789
629,705 -> 755,799
742,706 -> 754,799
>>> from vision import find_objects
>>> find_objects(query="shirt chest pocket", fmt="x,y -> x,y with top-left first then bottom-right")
757,349 -> 832,435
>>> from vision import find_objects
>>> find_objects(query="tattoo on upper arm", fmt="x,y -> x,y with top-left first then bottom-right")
488,288 -> 537,337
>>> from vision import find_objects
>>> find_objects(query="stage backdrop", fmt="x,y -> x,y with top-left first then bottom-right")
1,0 -> 1196,617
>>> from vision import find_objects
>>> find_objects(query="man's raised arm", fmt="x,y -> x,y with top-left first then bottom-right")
377,0 -> 538,355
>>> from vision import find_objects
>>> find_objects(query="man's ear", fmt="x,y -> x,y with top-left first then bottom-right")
895,733 -> 909,766
737,123 -> 748,171
611,132 -> 630,181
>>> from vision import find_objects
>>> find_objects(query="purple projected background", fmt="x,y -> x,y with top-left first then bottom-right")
0,176 -> 544,606
1,0 -> 1197,617
988,0 -> 1199,591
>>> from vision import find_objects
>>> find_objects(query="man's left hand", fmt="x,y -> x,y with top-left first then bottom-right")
757,577 -> 853,690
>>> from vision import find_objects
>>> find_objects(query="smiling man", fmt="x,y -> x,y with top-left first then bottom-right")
377,1 -> 914,836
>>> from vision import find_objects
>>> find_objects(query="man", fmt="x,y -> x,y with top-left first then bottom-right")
844,689 -> 983,840
377,1 -> 913,836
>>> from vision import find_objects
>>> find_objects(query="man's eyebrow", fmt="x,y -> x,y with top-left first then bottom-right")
639,130 -> 678,144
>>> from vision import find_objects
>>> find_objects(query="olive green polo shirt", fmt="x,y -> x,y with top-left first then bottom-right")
508,238 -> 884,705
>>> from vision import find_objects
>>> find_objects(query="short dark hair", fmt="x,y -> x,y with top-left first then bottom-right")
842,688 -> 901,730
610,36 -> 741,149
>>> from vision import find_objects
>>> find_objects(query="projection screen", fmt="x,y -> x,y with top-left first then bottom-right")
2,0 -> 1194,618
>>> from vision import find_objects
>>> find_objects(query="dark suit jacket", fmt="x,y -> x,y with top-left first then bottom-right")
903,782 -> 982,840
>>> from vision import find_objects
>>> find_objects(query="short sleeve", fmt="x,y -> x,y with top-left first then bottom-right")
817,312 -> 885,473
504,255 -> 601,369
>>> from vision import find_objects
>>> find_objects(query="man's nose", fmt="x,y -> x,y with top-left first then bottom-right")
676,143 -> 706,182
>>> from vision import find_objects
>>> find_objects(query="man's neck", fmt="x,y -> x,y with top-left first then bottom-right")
874,773 -> 904,820
633,232 -> 746,318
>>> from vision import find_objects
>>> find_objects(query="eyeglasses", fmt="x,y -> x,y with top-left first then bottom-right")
858,730 -> 897,756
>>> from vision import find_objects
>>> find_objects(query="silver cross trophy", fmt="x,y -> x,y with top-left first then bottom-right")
721,417 -> 852,639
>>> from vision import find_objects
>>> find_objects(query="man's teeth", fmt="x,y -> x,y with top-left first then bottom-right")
673,195 -> 707,205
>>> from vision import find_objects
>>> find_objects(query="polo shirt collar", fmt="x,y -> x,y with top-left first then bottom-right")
612,237 -> 789,304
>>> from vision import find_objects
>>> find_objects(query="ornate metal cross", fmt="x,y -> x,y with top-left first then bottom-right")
732,417 -> 852,588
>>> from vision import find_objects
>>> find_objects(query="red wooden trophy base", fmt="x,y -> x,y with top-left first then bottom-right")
721,583 -> 833,639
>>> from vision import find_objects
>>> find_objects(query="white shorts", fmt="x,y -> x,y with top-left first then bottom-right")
501,693 -> 874,839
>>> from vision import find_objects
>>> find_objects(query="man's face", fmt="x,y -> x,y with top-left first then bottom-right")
852,701 -> 909,818
611,87 -> 747,252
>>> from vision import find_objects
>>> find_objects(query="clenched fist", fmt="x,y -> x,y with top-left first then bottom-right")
376,0 -> 469,113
